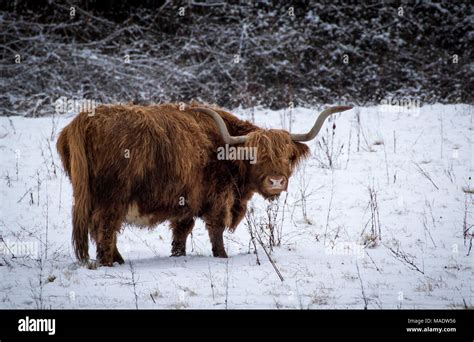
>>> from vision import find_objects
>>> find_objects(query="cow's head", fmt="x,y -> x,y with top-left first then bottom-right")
195,106 -> 353,200
242,129 -> 309,199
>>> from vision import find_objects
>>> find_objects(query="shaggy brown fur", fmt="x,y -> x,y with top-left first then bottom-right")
57,103 -> 309,266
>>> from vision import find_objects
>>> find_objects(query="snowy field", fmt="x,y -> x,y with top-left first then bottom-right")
0,104 -> 472,309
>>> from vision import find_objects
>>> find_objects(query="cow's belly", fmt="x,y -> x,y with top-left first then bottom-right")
125,203 -> 154,227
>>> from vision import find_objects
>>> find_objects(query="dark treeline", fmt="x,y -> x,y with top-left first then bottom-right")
1,0 -> 472,116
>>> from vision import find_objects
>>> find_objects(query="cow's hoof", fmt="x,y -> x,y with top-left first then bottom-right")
171,241 -> 186,257
86,261 -> 98,270
212,250 -> 228,258
96,257 -> 114,267
170,250 -> 186,257
113,251 -> 125,264
99,261 -> 114,267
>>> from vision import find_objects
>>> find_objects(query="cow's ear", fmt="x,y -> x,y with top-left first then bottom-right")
291,142 -> 310,166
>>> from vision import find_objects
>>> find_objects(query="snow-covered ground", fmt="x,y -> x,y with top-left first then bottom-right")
0,104 -> 472,309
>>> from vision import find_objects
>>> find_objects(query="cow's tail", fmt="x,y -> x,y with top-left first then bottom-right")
57,118 -> 90,263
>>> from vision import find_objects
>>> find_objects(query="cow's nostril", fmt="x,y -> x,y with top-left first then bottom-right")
267,176 -> 286,188
270,178 -> 282,185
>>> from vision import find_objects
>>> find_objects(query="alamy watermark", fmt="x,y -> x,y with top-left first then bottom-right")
18,316 -> 55,335
380,97 -> 421,116
55,96 -> 97,116
325,242 -> 365,259
0,238 -> 39,258
217,144 -> 257,164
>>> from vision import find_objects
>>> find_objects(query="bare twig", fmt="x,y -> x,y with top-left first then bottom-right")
246,205 -> 284,281
413,162 -> 439,190
16,187 -> 33,203
463,195 -> 473,256
129,261 -> 139,310
393,130 -> 396,154
356,262 -> 368,309
384,243 -> 424,274
253,229 -> 284,282
364,182 -> 382,247
383,140 -> 390,185
245,207 -> 261,265
323,171 -> 335,246
208,262 -> 216,303
225,259 -> 229,309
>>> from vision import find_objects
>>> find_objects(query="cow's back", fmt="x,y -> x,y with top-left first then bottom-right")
70,104 -> 214,214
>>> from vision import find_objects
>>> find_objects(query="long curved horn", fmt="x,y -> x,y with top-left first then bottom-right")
193,107 -> 248,145
290,106 -> 353,142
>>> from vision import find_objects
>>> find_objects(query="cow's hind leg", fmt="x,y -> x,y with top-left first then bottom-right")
92,209 -> 125,266
112,233 -> 125,264
170,218 -> 195,257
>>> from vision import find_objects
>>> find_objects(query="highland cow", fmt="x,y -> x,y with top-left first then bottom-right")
57,103 -> 352,266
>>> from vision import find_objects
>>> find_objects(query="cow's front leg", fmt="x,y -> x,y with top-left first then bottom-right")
170,218 -> 195,257
203,190 -> 234,258
206,223 -> 228,258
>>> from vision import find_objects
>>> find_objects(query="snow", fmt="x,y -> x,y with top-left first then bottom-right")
0,104 -> 472,309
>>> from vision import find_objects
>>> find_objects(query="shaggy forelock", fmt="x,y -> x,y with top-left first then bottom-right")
245,129 -> 293,164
